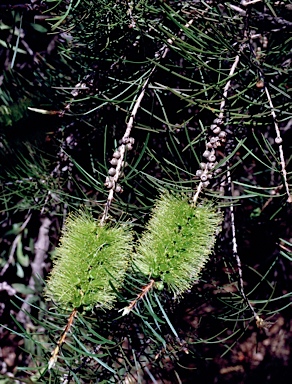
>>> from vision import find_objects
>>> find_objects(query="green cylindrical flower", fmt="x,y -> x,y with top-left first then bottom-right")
45,210 -> 132,311
133,192 -> 222,297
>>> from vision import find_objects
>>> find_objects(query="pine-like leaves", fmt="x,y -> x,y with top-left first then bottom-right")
45,210 -> 132,311
133,192 -> 222,296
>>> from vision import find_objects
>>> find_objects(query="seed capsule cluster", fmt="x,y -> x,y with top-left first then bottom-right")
104,136 -> 135,193
196,118 -> 227,187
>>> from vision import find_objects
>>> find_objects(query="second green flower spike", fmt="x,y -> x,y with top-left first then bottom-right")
133,192 -> 222,297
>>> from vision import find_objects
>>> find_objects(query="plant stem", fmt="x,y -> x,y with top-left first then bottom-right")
48,308 -> 78,370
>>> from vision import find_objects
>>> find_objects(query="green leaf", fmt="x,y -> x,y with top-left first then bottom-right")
16,238 -> 29,267
12,283 -> 34,295
16,262 -> 24,278
30,23 -> 48,33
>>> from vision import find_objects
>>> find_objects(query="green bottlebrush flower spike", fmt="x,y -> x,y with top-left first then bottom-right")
45,210 -> 132,311
133,192 -> 222,297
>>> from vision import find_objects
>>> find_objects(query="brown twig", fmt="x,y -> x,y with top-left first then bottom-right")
120,279 -> 155,316
48,308 -> 78,370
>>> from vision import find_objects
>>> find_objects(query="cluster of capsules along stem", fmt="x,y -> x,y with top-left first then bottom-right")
195,118 -> 227,187
104,136 -> 135,193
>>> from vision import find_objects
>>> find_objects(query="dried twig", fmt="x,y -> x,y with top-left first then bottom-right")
264,86 -> 292,203
16,217 -> 52,325
228,179 -> 273,330
241,0 -> 262,6
100,66 -> 156,225
120,279 -> 155,316
193,53 -> 241,206
48,308 -> 78,370
226,164 -> 258,321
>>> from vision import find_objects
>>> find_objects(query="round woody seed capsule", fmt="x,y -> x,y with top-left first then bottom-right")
110,158 -> 118,166
126,143 -> 133,150
208,154 -> 216,163
214,168 -> 222,174
203,150 -> 211,158
214,118 -> 223,125
196,170 -> 203,177
105,181 -> 114,189
207,162 -> 217,170
206,142 -> 213,149
105,176 -> 113,183
115,184 -> 123,193
213,127 -> 221,135
113,151 -> 121,159
210,124 -> 218,131
200,162 -> 207,169
200,174 -> 208,182
275,137 -> 283,145
219,131 -> 227,139
108,168 -> 116,176
210,137 -> 219,144
202,181 -> 210,187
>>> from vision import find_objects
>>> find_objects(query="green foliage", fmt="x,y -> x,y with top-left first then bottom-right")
0,97 -> 32,126
45,210 -> 133,311
133,192 -> 222,296
0,0 -> 291,382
